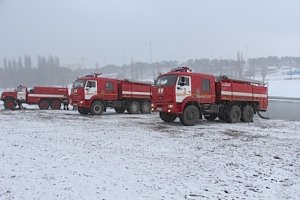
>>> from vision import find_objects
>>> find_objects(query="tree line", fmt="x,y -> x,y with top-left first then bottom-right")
1,54 -> 300,88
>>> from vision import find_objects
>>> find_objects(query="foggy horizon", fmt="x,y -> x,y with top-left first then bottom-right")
1,0 -> 300,67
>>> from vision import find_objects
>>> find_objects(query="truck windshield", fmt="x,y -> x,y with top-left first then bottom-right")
155,75 -> 178,86
73,80 -> 86,88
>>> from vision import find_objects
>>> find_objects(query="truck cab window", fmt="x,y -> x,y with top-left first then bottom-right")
156,75 -> 178,86
86,81 -> 96,88
202,79 -> 210,92
106,82 -> 113,91
178,77 -> 190,86
73,80 -> 86,88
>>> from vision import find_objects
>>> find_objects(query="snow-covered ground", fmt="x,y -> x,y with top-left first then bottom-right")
268,79 -> 300,98
0,107 -> 299,199
265,66 -> 300,98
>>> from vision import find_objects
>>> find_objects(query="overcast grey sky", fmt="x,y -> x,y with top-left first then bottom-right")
1,0 -> 300,67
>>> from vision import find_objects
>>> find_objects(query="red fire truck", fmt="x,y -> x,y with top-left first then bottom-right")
152,67 -> 268,126
1,85 -> 69,110
70,73 -> 152,115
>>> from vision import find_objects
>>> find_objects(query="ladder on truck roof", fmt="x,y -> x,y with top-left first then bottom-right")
216,75 -> 265,85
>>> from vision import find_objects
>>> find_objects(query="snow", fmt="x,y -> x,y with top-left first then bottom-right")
262,66 -> 300,98
1,108 -> 300,199
268,79 -> 300,98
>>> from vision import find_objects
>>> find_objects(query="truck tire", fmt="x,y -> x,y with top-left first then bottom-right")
114,107 -> 125,114
50,99 -> 61,110
128,101 -> 140,114
159,112 -> 177,122
140,101 -> 151,114
78,107 -> 90,115
227,105 -> 241,123
90,101 -> 104,115
38,99 -> 50,110
241,105 -> 254,122
4,99 -> 16,110
180,105 -> 200,126
204,114 -> 218,121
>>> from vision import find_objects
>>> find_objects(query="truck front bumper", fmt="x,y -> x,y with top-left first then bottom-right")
151,102 -> 181,114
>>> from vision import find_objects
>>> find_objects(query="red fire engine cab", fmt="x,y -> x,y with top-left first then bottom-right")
1,85 -> 69,110
152,67 -> 268,126
70,73 -> 152,115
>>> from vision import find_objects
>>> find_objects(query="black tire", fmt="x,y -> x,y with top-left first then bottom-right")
227,105 -> 241,123
241,105 -> 254,122
78,107 -> 90,115
140,101 -> 151,114
50,99 -> 61,110
159,112 -> 177,122
180,105 -> 200,126
204,114 -> 218,121
38,99 -> 50,110
114,107 -> 125,114
4,99 -> 16,110
128,101 -> 140,114
90,101 -> 104,115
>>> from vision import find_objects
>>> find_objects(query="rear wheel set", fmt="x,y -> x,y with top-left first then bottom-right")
241,105 -> 254,122
226,105 -> 241,123
140,101 -> 151,114
50,99 -> 61,110
38,99 -> 50,110
127,101 -> 140,114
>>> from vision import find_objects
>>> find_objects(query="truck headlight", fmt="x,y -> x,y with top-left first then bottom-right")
168,104 -> 174,108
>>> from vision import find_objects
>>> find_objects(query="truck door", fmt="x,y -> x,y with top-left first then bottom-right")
17,87 -> 27,101
85,80 -> 97,100
176,76 -> 191,103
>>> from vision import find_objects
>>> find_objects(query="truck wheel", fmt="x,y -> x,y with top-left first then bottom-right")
241,105 -> 254,122
227,105 -> 241,123
159,112 -> 177,122
128,101 -> 140,114
90,101 -> 104,115
204,114 -> 218,121
180,105 -> 200,126
50,99 -> 61,110
4,99 -> 16,110
38,100 -> 50,110
140,101 -> 151,114
114,107 -> 125,113
78,107 -> 90,115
